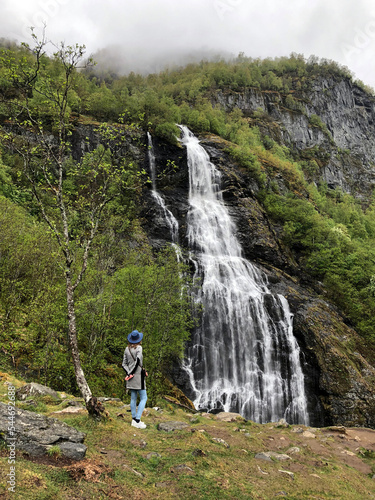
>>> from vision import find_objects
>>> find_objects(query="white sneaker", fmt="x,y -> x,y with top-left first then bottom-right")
131,420 -> 146,429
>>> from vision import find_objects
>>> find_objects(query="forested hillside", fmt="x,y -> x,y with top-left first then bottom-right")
1,36 -> 375,416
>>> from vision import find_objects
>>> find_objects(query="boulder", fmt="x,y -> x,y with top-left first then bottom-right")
16,382 -> 60,401
0,402 -> 86,459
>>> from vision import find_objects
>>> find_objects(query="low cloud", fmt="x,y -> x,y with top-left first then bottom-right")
1,0 -> 375,87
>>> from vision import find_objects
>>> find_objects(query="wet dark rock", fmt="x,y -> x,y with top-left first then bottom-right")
65,84 -> 375,430
142,126 -> 375,429
139,135 -> 189,249
70,124 -> 145,165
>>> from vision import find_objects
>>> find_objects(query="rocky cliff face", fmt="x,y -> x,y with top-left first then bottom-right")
141,131 -> 375,429
212,77 -> 375,200
69,80 -> 375,428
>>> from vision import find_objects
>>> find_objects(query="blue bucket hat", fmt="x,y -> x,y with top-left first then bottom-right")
127,330 -> 143,343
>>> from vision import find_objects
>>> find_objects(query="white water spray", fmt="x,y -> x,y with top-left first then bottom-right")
179,125 -> 309,424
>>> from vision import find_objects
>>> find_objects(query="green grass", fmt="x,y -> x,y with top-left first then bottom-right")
0,373 -> 374,499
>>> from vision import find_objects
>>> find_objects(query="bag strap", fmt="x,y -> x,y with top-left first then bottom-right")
129,346 -> 143,368
129,347 -> 136,362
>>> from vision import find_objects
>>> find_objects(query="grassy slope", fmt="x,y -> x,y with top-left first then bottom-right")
0,373 -> 374,499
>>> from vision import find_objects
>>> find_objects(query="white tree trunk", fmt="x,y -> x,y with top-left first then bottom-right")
66,274 -> 102,418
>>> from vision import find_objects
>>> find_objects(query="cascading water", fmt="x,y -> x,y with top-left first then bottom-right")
179,125 -> 309,424
147,132 -> 179,244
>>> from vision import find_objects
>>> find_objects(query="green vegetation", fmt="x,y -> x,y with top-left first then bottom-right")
260,185 -> 375,343
0,34 -> 374,402
0,191 -> 192,402
0,36 -> 192,403
46,445 -> 62,457
0,373 -> 374,499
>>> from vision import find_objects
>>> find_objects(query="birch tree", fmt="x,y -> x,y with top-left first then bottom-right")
0,30 -> 130,418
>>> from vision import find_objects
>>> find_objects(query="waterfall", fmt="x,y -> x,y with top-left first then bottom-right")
147,132 -> 179,244
179,125 -> 309,424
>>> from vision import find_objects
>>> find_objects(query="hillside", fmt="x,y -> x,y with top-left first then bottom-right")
0,373 -> 375,499
0,39 -> 375,429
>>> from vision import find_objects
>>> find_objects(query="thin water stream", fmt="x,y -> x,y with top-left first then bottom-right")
147,132 -> 179,243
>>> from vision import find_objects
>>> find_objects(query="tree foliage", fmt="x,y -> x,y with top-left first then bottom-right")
0,33 -> 138,417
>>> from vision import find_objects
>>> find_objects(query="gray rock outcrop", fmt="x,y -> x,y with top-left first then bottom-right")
212,77 -> 375,198
0,402 -> 87,459
16,382 -> 60,401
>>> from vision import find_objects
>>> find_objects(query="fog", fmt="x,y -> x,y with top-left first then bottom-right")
1,0 -> 375,87
89,46 -> 234,77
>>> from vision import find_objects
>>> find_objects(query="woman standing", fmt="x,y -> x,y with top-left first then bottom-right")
122,330 -> 148,429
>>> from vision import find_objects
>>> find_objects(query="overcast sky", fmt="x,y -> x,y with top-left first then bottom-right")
1,0 -> 375,87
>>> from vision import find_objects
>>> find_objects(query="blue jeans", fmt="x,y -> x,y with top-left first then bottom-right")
130,389 -> 147,420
